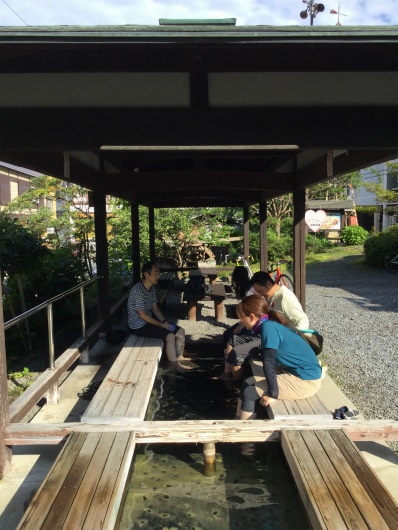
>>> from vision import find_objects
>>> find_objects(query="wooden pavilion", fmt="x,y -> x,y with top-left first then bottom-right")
0,23 -> 398,501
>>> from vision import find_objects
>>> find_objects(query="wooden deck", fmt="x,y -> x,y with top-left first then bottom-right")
16,334 -> 163,530
282,429 -> 398,529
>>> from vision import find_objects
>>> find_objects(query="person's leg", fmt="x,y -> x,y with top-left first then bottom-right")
239,379 -> 258,420
175,327 -> 186,358
165,332 -> 192,371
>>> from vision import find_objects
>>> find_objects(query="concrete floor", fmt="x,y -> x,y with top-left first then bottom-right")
1,338 -> 397,530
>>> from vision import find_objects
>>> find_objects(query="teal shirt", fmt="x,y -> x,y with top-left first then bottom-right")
260,320 -> 321,380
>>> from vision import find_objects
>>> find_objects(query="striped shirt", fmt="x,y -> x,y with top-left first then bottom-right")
127,281 -> 158,329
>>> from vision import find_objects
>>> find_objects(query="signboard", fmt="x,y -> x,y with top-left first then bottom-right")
305,210 -> 341,232
305,210 -> 327,232
322,212 -> 341,230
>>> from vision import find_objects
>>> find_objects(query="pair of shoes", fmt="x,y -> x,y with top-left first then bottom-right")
333,406 -> 359,420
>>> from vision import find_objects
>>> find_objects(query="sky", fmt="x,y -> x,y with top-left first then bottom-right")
0,0 -> 397,28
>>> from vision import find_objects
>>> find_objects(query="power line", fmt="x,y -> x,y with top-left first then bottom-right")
2,0 -> 28,25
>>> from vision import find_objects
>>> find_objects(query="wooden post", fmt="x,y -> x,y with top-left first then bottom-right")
293,188 -> 307,310
148,206 -> 156,262
0,277 -> 12,477
214,300 -> 224,322
203,443 -> 216,477
243,207 -> 250,258
259,199 -> 268,272
93,190 -> 111,325
131,201 -> 141,285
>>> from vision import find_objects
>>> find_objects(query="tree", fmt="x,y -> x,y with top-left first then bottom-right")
307,171 -> 364,201
5,176 -> 95,275
363,162 -> 398,215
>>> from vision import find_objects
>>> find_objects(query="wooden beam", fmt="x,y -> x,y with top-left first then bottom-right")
293,187 -> 306,309
4,419 -> 398,446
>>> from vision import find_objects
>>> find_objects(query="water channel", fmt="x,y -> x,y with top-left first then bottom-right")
119,347 -> 310,530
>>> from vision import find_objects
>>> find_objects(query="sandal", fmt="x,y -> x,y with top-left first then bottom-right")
78,380 -> 103,400
333,406 -> 359,420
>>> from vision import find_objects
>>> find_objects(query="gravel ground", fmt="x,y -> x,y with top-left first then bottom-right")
167,252 -> 398,426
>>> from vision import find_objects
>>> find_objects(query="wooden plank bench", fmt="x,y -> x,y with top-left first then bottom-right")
266,393 -> 331,421
156,271 -> 174,306
282,428 -> 398,530
183,282 -> 226,322
16,335 -> 163,530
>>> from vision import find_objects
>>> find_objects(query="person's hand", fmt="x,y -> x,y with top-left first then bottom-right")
260,395 -> 276,407
162,321 -> 169,329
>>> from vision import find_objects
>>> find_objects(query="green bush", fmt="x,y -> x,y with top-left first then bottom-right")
340,226 -> 369,246
305,234 -> 337,253
364,224 -> 398,266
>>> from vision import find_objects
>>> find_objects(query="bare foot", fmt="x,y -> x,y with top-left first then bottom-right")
169,361 -> 193,372
177,354 -> 193,362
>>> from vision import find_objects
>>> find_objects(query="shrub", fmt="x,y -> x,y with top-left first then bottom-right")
305,234 -> 337,253
340,226 -> 369,246
364,224 -> 398,266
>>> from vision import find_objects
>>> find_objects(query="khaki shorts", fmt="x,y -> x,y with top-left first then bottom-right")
248,358 -> 322,400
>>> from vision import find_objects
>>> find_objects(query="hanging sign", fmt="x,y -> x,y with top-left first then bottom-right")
305,210 -> 327,232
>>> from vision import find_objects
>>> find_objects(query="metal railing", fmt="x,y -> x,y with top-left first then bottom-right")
4,277 -> 100,369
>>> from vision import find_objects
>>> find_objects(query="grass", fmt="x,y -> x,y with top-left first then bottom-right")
217,245 -> 374,274
305,245 -> 365,264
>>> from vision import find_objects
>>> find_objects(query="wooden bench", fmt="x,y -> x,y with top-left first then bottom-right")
267,393 -> 331,421
156,272 -> 174,307
282,428 -> 398,530
16,335 -> 163,530
184,282 -> 226,322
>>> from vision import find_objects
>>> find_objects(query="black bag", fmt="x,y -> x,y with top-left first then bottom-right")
297,329 -> 324,356
184,275 -> 208,297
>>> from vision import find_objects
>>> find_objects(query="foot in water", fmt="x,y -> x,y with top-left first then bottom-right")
169,361 -> 193,372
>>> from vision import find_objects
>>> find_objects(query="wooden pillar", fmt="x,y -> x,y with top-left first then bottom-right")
203,443 -> 216,477
0,278 -> 12,477
131,200 -> 141,285
148,207 -> 156,262
259,200 -> 268,272
93,190 -> 111,323
293,188 -> 307,310
243,206 -> 250,258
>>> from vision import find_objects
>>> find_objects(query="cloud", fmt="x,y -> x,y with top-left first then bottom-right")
0,0 -> 397,27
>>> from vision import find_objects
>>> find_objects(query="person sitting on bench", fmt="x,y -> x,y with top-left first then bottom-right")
127,261 -> 191,371
222,266 -> 256,356
235,295 -> 322,420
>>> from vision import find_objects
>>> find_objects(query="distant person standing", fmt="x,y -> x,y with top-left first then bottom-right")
127,261 -> 191,371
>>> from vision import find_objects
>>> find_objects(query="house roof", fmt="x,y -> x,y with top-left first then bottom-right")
307,200 -> 356,211
0,161 -> 43,178
0,24 -> 397,207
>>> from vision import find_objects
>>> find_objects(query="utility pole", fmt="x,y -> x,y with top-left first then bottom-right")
300,1 -> 325,26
